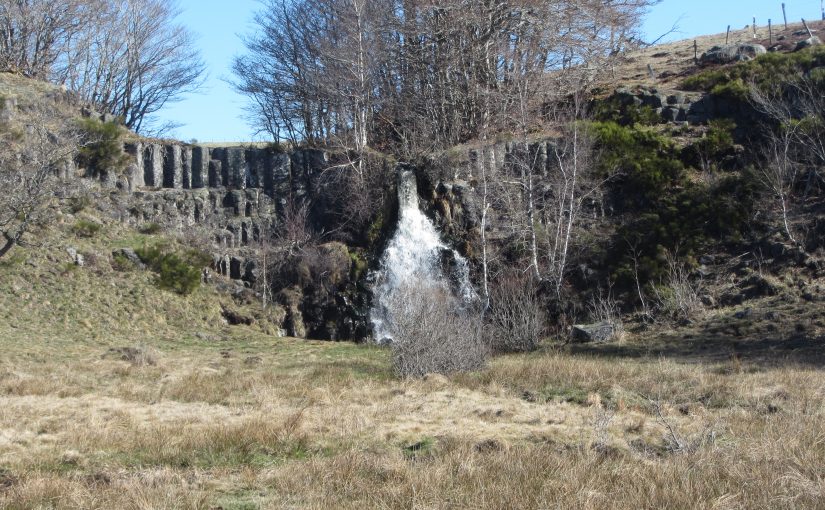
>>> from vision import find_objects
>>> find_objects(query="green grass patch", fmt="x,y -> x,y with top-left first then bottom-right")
71,219 -> 102,238
138,222 -> 163,235
135,244 -> 211,295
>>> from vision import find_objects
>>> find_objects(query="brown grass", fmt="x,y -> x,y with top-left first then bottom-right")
1,323 -> 823,509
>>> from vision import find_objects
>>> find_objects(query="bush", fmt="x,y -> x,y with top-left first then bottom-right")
591,95 -> 661,127
388,282 -> 486,378
591,121 -> 685,209
592,121 -> 755,290
587,288 -> 625,341
652,253 -> 704,322
683,47 -> 825,93
485,273 -> 545,353
139,223 -> 163,235
76,118 -> 130,178
683,119 -> 737,172
68,195 -> 92,213
135,244 -> 211,295
71,219 -> 101,238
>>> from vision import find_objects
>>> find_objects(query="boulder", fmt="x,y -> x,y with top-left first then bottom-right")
796,36 -> 822,51
112,248 -> 146,269
701,44 -> 766,64
66,247 -> 84,267
571,322 -> 616,343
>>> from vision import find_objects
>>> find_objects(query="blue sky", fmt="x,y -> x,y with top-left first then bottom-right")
157,0 -> 825,143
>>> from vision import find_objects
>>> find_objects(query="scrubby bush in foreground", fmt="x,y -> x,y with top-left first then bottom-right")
388,282 -> 486,378
485,272 -> 545,353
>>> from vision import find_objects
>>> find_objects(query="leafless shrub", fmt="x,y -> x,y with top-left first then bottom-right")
588,287 -> 624,342
652,252 -> 704,322
644,395 -> 719,455
0,102 -> 81,259
485,272 -> 545,353
388,282 -> 487,379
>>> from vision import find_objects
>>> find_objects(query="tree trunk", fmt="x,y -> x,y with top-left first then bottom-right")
0,234 -> 16,259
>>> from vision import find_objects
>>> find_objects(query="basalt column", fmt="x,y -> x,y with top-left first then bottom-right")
191,146 -> 208,188
143,144 -> 163,187
163,145 -> 183,189
181,146 -> 192,189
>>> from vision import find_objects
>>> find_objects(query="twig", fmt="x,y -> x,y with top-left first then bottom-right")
645,395 -> 684,452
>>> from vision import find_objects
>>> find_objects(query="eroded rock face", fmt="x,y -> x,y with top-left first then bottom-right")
273,242 -> 370,341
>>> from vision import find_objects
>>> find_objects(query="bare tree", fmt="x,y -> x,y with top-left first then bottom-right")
749,76 -> 825,245
0,0 -> 95,78
652,251 -> 704,322
55,0 -> 205,134
0,102 -> 80,258
757,126 -> 800,244
234,0 -> 658,153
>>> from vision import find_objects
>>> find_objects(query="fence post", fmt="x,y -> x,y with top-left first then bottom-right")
782,3 -> 788,29
726,25 -> 731,45
694,40 -> 698,63
753,17 -> 757,39
769,19 -> 773,45
802,18 -> 813,38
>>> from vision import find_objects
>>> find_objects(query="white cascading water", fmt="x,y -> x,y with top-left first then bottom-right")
370,168 -> 476,343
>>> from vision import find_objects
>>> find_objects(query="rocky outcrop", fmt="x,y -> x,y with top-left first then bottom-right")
700,44 -> 767,65
273,242 -> 370,341
110,143 -> 328,212
796,36 -> 822,51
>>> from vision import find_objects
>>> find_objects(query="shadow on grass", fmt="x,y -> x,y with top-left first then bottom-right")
570,330 -> 825,368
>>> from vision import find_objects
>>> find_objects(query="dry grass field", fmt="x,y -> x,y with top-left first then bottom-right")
1,210 -> 824,509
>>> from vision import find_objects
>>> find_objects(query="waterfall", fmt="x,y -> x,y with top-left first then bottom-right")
370,168 -> 476,343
